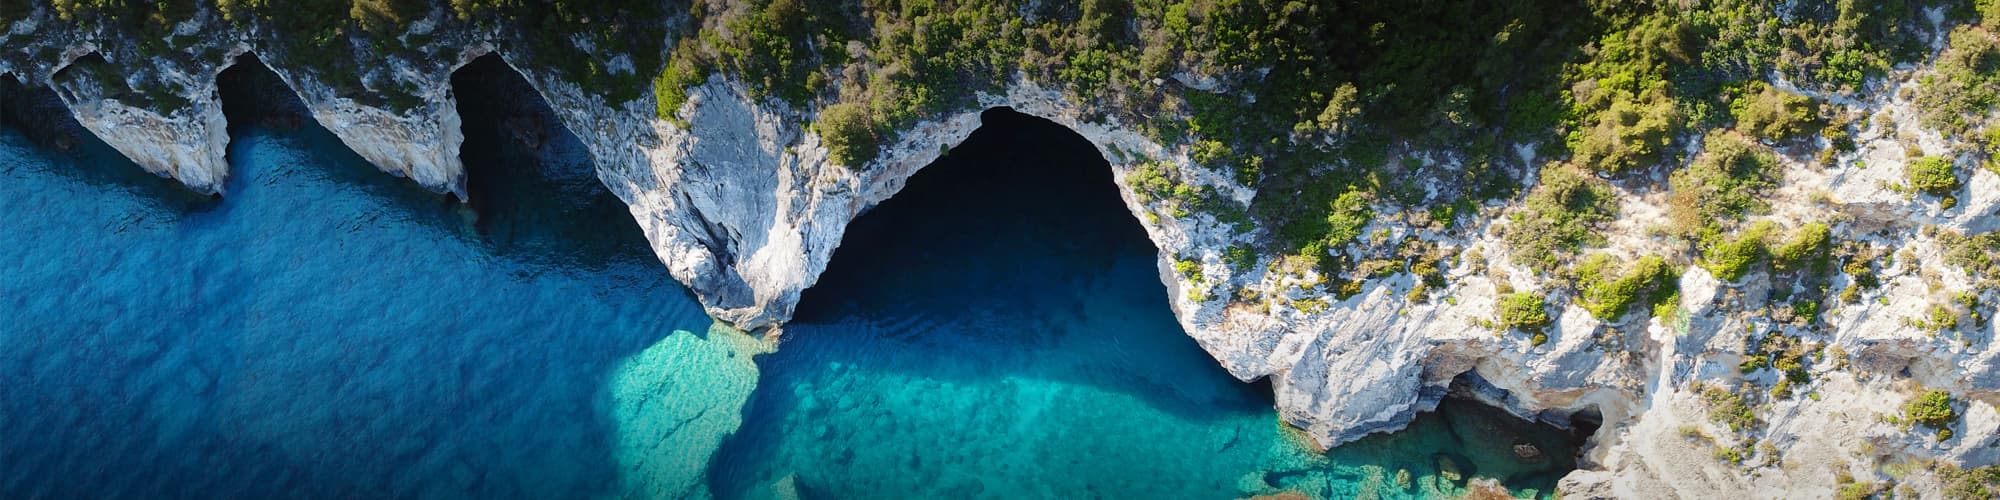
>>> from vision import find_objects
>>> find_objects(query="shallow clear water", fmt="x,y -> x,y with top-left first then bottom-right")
0,66 -> 1578,499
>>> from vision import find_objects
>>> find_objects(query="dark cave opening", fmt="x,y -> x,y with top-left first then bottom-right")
448,52 -> 658,270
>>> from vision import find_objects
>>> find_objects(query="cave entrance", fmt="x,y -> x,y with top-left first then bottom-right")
715,107 -> 1587,498
793,107 -> 1157,321
448,52 -> 654,269
216,53 -> 309,137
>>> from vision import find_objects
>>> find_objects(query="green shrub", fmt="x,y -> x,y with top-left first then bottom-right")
816,103 -> 878,169
653,48 -> 708,124
1668,133 -> 1782,240
1770,222 -> 1833,275
1903,390 -> 1959,432
1907,155 -> 1963,198
1495,292 -> 1551,333
1702,223 -> 1773,282
1697,383 -> 1760,432
1732,82 -> 1823,142
1577,254 -> 1679,320
1506,164 -> 1618,273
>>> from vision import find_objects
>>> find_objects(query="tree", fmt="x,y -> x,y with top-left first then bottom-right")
817,103 -> 878,169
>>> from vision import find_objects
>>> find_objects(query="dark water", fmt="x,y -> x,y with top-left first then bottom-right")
0,63 -> 1580,499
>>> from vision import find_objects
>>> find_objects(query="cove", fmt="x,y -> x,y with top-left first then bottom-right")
0,56 -> 747,498
707,108 -> 1583,499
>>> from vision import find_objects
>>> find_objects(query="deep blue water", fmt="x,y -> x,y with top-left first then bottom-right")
1,61 -> 1579,499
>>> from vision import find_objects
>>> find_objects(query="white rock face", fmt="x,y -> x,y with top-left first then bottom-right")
9,10 -> 1997,496
253,45 -> 481,200
41,44 -> 238,195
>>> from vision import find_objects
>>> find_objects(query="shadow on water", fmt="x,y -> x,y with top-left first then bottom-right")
452,53 -> 660,273
0,53 -> 707,498
790,106 -> 1267,418
1,73 -> 214,212
709,108 -> 1278,498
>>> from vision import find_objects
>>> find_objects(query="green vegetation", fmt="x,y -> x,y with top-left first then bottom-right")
1901,390 -> 1959,439
653,51 -> 708,125
1504,164 -> 1618,273
1940,230 -> 2000,288
1668,133 -> 1783,241
1697,383 -> 1760,432
1731,81 -> 1824,142
1906,156 -> 1964,204
1561,0 -> 1940,173
1125,160 -> 1252,228
1740,331 -> 1816,399
1576,254 -> 1678,321
1495,292 -> 1551,333
816,103 -> 879,168
1917,5 -> 2000,162
210,0 -> 669,107
1701,223 -> 1773,282
1770,222 -> 1833,275
1941,464 -> 2000,500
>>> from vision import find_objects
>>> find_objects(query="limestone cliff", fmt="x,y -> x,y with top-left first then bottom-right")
5,4 -> 1998,498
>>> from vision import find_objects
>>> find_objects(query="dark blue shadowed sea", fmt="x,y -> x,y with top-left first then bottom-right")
0,60 -> 1579,499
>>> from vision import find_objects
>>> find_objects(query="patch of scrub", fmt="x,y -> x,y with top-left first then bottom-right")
610,325 -> 772,500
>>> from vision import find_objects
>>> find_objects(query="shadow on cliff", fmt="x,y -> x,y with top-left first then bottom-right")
790,106 -> 1264,418
707,108 -> 1277,496
450,53 -> 661,273
709,107 -> 1589,497
1,72 -> 213,212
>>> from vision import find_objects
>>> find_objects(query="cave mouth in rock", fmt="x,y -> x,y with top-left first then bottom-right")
217,53 -> 310,137
792,106 -> 1160,323
1436,371 -> 1596,476
731,107 -> 1586,498
448,52 -> 656,270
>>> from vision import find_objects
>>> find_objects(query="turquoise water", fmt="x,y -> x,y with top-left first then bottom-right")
0,61 -> 1579,499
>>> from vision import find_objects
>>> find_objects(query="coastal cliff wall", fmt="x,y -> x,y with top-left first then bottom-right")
5,3 -> 1998,497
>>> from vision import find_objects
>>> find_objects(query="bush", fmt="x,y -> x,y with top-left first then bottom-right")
1577,254 -> 1678,320
1907,155 -> 1963,197
816,103 -> 878,169
653,48 -> 708,124
1505,164 -> 1618,273
1668,133 -> 1783,240
1702,223 -> 1773,282
1495,292 -> 1551,332
1770,222 -> 1832,275
1731,82 -> 1823,142
1697,383 -> 1760,432
1903,390 -> 1959,431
